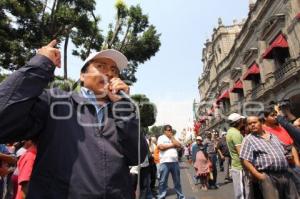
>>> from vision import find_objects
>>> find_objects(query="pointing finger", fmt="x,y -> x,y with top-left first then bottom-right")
46,39 -> 57,48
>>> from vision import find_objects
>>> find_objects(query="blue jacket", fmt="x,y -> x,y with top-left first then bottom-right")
277,115 -> 300,149
0,55 -> 147,199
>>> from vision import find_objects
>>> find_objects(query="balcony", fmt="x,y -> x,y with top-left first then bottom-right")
274,58 -> 298,81
251,84 -> 264,100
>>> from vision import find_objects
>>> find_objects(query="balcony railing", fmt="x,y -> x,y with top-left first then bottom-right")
274,59 -> 298,80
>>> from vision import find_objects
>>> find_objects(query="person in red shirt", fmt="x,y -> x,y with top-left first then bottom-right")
263,108 -> 300,167
15,140 -> 37,199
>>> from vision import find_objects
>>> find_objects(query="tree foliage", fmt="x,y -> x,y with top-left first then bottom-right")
102,1 -> 161,84
131,94 -> 157,128
149,125 -> 177,138
0,0 -> 101,80
0,0 -> 161,83
149,125 -> 164,138
50,76 -> 76,91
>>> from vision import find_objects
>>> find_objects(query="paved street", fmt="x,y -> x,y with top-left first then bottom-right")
164,161 -> 234,199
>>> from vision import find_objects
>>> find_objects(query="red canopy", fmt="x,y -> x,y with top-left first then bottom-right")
217,90 -> 230,102
230,80 -> 243,93
243,63 -> 260,80
262,34 -> 288,59
193,120 -> 201,135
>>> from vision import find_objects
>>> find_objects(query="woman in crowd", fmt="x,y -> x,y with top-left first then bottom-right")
193,148 -> 212,191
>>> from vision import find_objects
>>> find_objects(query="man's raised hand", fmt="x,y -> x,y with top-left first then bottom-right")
37,39 -> 61,68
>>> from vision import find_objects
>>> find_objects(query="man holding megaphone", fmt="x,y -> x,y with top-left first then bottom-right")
0,40 -> 147,199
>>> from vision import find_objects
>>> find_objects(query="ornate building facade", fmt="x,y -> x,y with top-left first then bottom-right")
197,0 -> 300,133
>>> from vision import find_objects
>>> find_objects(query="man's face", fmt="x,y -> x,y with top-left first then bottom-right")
247,116 -> 263,134
196,139 -> 202,145
264,111 -> 278,126
164,128 -> 173,138
24,140 -> 34,149
80,57 -> 119,96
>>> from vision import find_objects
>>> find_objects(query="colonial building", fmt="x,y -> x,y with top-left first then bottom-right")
197,0 -> 300,133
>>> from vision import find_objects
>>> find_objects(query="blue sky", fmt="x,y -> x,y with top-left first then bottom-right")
56,0 -> 249,131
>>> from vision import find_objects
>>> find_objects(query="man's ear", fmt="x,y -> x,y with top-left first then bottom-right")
80,73 -> 85,82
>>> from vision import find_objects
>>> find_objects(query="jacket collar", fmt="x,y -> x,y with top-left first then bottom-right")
71,89 -> 111,108
71,91 -> 90,105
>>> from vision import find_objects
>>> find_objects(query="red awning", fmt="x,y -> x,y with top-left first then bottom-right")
194,120 -> 202,134
262,34 -> 288,59
217,90 -> 229,102
230,80 -> 243,93
243,63 -> 260,80
199,117 -> 206,123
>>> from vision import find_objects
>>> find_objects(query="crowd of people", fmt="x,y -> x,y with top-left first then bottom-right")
1,101 -> 299,199
128,124 -> 185,199
183,103 -> 300,199
135,101 -> 300,199
0,40 -> 300,199
0,141 -> 37,198
189,128 -> 231,191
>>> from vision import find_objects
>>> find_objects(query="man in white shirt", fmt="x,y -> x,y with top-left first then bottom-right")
157,125 -> 185,199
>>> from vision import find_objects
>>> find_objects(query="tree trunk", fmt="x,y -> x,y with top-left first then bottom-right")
51,0 -> 57,16
119,22 -> 131,51
86,12 -> 97,55
63,35 -> 69,80
50,0 -> 58,36
86,37 -> 94,57
108,14 -> 122,48
41,0 -> 48,22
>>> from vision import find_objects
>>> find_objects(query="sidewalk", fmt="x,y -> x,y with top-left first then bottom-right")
164,161 -> 234,199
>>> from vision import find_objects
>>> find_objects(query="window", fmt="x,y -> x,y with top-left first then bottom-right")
222,99 -> 231,113
272,48 -> 290,68
251,75 -> 261,88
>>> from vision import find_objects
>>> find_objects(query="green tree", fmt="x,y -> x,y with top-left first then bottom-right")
0,0 -> 161,84
50,76 -> 76,91
103,0 -> 161,84
131,94 -> 157,129
0,74 -> 7,83
0,0 -> 45,67
0,0 -> 101,80
149,125 -> 164,138
149,125 -> 177,138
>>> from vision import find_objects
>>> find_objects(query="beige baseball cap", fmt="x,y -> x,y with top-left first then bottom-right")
82,49 -> 128,71
228,113 -> 245,122
196,136 -> 202,141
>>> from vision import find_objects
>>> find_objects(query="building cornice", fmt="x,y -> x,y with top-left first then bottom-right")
230,66 -> 243,79
260,13 -> 286,41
